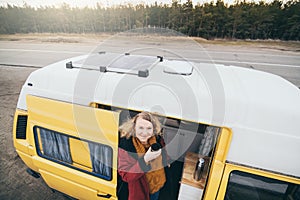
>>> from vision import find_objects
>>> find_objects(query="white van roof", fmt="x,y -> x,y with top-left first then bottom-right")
18,52 -> 300,178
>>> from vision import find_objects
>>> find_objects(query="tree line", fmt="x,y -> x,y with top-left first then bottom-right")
0,0 -> 299,40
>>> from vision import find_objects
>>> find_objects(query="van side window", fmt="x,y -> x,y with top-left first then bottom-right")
34,126 -> 113,181
225,171 -> 300,200
39,128 -> 72,164
89,142 -> 112,178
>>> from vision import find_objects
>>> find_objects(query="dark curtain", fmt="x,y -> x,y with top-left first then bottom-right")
40,128 -> 72,164
89,143 -> 112,178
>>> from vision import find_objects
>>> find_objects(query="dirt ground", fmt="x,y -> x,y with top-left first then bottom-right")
0,66 -> 66,200
1,33 -> 299,52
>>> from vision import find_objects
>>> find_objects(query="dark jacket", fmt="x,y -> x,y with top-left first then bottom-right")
118,135 -> 168,200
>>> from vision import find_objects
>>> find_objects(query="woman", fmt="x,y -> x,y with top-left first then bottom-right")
118,111 -> 168,200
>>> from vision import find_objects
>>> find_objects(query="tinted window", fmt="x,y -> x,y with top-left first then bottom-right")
225,171 -> 300,200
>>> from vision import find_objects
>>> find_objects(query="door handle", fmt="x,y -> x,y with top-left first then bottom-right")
97,193 -> 111,198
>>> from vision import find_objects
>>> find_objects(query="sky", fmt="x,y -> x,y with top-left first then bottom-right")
0,0 -> 256,8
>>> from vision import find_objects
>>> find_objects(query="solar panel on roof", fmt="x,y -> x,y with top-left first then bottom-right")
73,52 -> 159,76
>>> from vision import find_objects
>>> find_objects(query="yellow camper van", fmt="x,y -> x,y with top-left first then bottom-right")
13,52 -> 300,199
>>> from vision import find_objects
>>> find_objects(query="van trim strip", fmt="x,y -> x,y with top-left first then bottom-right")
226,161 -> 300,180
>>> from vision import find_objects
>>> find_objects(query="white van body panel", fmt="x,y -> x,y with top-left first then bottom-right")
17,53 -> 300,178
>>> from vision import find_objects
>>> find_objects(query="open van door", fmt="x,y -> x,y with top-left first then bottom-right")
26,95 -> 119,200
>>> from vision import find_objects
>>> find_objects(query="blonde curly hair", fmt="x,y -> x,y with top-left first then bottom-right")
119,111 -> 162,139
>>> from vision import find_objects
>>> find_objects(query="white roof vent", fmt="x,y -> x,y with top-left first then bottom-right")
163,60 -> 193,76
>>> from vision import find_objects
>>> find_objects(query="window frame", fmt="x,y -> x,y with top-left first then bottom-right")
216,163 -> 300,200
33,126 -> 113,181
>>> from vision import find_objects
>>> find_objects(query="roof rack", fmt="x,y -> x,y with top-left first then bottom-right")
66,52 -> 163,78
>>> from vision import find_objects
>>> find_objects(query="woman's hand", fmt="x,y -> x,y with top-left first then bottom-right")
144,147 -> 161,163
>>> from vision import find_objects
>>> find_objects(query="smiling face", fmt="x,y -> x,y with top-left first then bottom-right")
134,117 -> 154,144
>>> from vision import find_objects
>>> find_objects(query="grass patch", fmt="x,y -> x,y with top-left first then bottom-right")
193,37 -> 300,51
0,33 -> 110,43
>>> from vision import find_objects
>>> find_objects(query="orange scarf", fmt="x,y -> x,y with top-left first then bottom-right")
132,136 -> 166,194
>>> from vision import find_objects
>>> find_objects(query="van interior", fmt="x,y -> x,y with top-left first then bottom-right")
100,106 -> 221,200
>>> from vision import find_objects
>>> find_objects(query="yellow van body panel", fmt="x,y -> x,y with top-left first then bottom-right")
69,138 -> 93,170
26,95 -> 119,144
15,95 -> 120,199
39,169 -> 116,200
40,169 -> 99,200
32,156 -> 117,198
203,128 -> 232,200
216,163 -> 300,199
16,150 -> 37,172
13,109 -> 39,172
